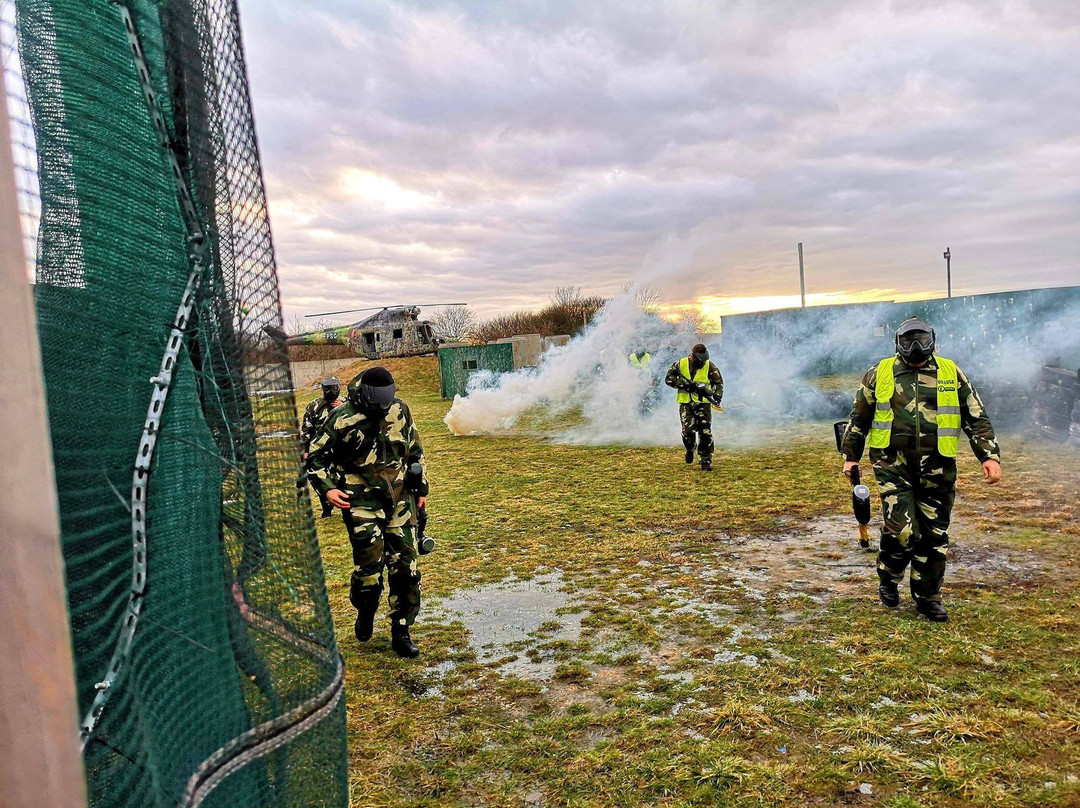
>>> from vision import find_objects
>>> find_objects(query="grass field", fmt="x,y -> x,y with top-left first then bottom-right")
301,356 -> 1080,808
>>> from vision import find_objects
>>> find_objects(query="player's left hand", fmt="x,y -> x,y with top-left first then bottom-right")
982,459 -> 1002,484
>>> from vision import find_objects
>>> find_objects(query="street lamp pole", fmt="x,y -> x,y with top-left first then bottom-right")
943,247 -> 951,298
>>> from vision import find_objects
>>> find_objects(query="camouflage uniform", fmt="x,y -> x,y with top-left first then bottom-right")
665,360 -> 724,462
300,395 -> 341,450
300,395 -> 342,517
842,355 -> 1000,602
307,398 -> 428,627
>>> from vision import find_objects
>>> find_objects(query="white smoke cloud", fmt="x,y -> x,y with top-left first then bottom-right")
444,294 -> 695,444
444,283 -> 1080,447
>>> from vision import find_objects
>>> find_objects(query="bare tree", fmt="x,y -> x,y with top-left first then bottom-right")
622,282 -> 663,314
430,304 -> 477,342
674,310 -> 706,337
287,315 -> 337,336
549,285 -> 581,308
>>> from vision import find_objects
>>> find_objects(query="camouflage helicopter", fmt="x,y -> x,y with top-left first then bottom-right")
283,303 -> 465,360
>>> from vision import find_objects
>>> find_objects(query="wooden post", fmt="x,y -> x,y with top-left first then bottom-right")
798,242 -> 806,308
0,84 -> 87,806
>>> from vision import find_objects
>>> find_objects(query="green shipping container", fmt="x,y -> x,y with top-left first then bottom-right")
438,343 -> 515,398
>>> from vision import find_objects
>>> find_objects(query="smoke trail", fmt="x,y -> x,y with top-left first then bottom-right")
445,284 -> 1080,447
444,294 -> 694,444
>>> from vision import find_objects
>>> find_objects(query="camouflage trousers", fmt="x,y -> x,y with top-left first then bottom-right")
341,494 -> 421,627
871,450 -> 956,603
680,403 -> 713,460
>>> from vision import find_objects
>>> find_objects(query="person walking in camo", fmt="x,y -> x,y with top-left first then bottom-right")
841,317 -> 1002,622
307,367 -> 428,658
300,377 -> 343,518
665,343 -> 724,471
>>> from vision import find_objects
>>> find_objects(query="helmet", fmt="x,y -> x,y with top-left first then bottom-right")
349,367 -> 396,413
691,343 -> 709,365
320,377 -> 341,399
895,317 -> 935,364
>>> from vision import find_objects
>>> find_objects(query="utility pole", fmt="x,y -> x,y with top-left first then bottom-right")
797,242 -> 806,308
943,247 -> 951,298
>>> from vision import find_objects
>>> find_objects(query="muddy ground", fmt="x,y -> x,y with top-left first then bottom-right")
421,515 -> 1046,702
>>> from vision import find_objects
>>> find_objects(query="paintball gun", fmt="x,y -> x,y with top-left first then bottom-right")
686,382 -> 724,412
406,461 -> 435,555
833,420 -> 872,549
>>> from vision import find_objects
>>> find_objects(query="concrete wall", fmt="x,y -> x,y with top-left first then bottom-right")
289,357 -> 360,391
510,334 -> 543,369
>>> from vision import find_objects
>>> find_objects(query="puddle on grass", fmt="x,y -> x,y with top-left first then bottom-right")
428,570 -> 583,681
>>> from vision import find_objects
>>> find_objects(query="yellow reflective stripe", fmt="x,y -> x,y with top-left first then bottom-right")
676,357 -> 711,404
868,357 -> 896,449
934,356 -> 961,457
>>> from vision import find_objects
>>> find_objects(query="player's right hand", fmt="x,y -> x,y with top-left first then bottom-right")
326,489 -> 351,509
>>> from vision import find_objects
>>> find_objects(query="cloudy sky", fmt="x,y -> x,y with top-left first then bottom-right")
240,0 -> 1080,325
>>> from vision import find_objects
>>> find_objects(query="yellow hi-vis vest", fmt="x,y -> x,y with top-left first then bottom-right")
629,352 -> 651,368
676,357 -> 711,404
868,356 -> 961,457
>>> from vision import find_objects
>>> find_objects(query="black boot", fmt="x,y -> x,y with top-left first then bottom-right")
700,457 -> 712,472
350,583 -> 381,644
878,581 -> 900,608
915,599 -> 948,622
391,624 -> 420,658
684,447 -> 695,464
354,610 -> 375,643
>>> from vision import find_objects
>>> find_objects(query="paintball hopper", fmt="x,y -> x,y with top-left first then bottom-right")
850,466 -> 872,549
832,420 -> 848,453
406,461 -> 435,555
834,421 -> 872,549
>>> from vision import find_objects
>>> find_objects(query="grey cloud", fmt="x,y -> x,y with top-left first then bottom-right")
241,0 -> 1080,322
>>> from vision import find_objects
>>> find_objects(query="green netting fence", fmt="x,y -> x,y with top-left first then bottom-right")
8,1 -> 348,805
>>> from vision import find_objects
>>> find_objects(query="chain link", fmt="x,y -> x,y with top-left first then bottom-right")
79,2 -> 211,748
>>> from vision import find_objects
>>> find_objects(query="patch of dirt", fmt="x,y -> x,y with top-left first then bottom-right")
699,515 -> 1047,601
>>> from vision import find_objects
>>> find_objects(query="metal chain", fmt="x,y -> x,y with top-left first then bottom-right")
80,2 -> 211,748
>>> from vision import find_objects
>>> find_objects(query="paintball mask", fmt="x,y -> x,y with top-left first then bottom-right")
350,367 -> 396,414
320,377 -> 341,401
406,461 -> 435,555
691,343 -> 709,367
895,318 -> 936,365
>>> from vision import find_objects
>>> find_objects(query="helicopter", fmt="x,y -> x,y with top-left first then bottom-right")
283,303 -> 465,359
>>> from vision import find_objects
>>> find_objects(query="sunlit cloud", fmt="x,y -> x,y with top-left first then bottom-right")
241,1 -> 1080,323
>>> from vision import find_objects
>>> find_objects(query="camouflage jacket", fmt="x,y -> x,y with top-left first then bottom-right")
300,395 -> 342,450
306,398 -> 428,503
664,359 -> 724,402
842,354 -> 1001,463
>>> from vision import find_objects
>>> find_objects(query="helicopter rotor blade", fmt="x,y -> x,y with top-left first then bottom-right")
305,302 -> 467,318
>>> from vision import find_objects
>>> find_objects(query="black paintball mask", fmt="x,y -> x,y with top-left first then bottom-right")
320,377 -> 341,401
349,367 -> 396,415
690,343 -> 709,368
895,318 -> 936,365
